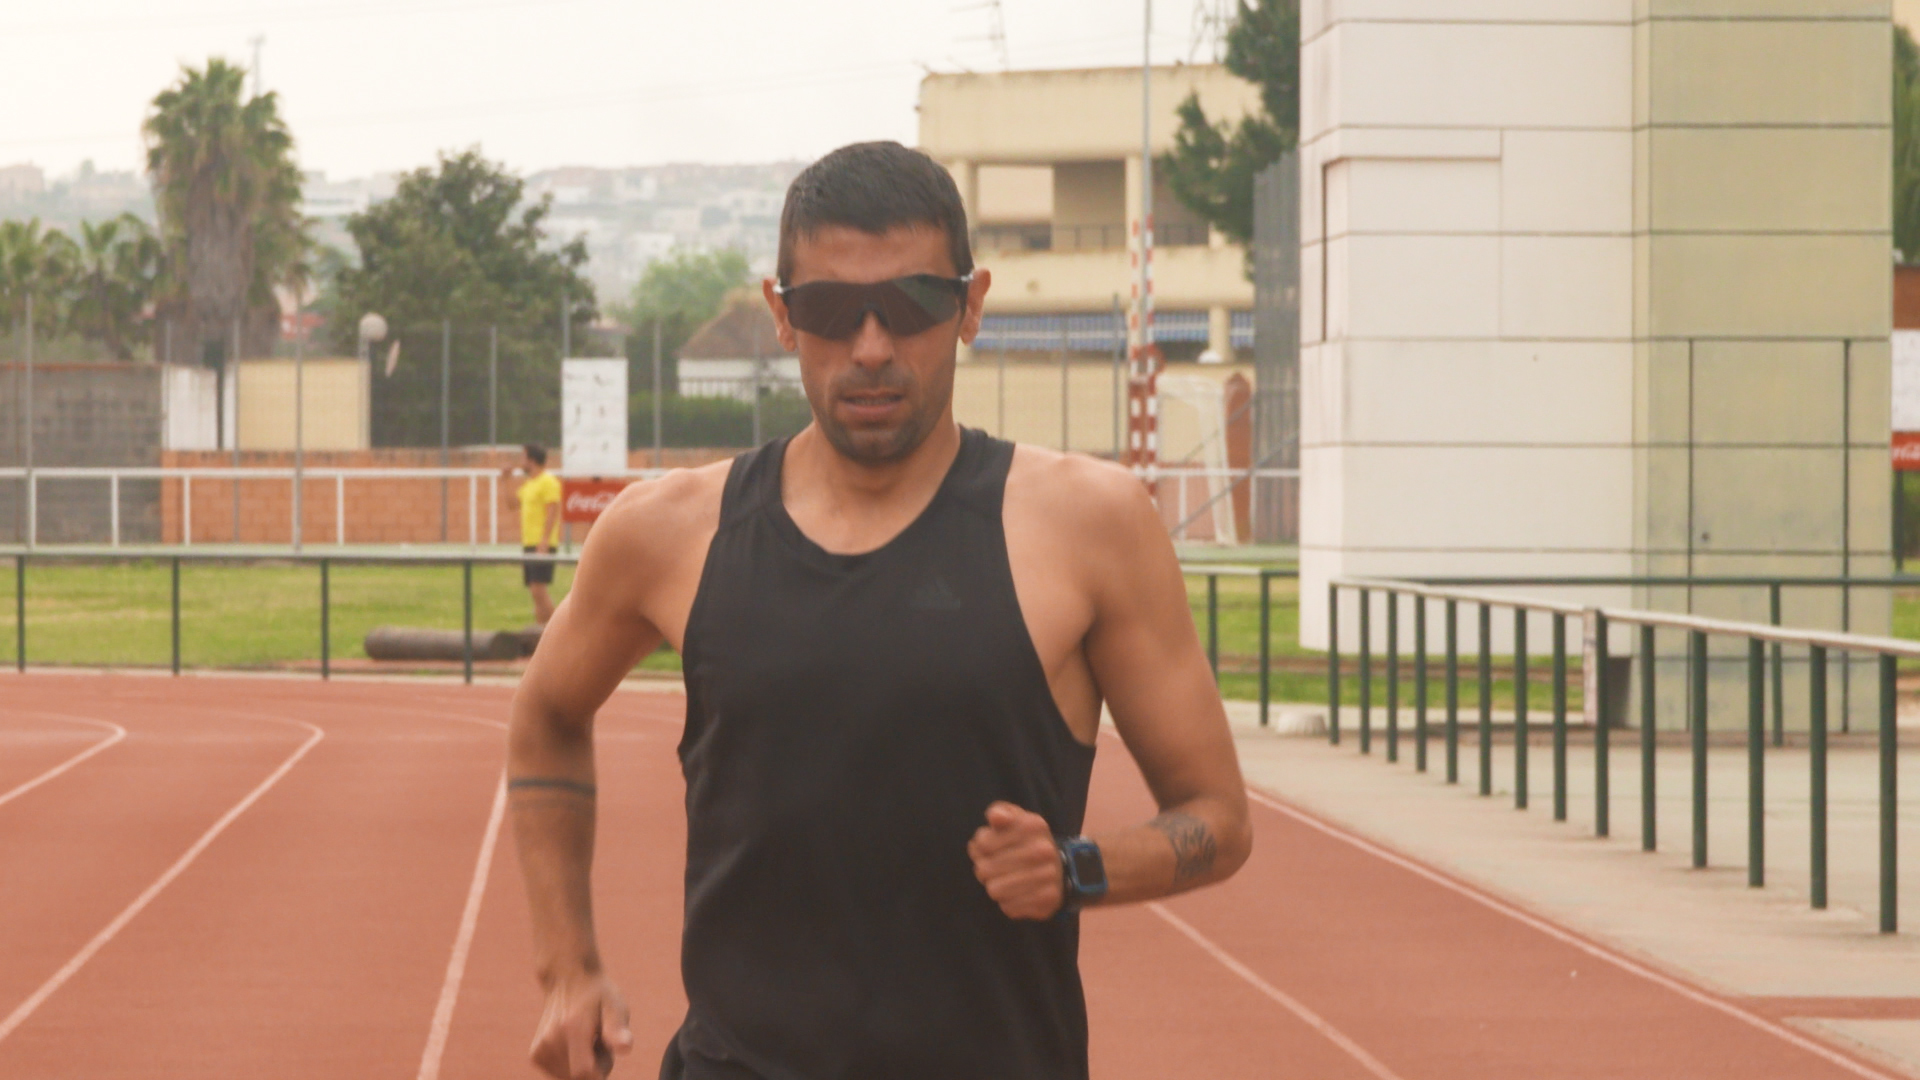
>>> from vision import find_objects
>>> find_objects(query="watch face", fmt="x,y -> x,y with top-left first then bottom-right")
1067,844 -> 1106,886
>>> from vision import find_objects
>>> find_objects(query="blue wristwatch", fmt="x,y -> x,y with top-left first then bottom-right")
1056,836 -> 1108,914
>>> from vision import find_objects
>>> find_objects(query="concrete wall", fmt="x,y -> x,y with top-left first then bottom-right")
1298,1 -> 1893,727
0,363 -> 163,543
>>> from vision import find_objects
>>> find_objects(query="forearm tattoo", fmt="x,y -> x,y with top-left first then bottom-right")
1148,811 -> 1219,885
507,777 -> 597,800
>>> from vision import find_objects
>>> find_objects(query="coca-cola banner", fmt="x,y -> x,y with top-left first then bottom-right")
561,478 -> 632,523
1896,432 -> 1920,474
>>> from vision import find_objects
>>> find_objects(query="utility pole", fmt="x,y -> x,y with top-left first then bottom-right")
488,325 -> 498,446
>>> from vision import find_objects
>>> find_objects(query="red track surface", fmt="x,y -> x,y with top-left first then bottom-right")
0,674 -> 1904,1079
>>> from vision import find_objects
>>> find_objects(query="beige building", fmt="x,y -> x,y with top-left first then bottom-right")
919,64 -> 1263,362
1298,2 -> 1893,728
236,358 -> 371,451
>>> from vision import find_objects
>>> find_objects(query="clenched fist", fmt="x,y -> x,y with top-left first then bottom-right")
530,969 -> 632,1079
968,801 -> 1063,920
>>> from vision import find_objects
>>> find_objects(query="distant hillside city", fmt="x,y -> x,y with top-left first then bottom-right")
0,158 -> 802,305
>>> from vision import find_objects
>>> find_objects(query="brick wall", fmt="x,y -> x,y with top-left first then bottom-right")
158,446 -> 741,545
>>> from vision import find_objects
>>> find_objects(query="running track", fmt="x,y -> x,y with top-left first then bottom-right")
0,674 -> 1903,1079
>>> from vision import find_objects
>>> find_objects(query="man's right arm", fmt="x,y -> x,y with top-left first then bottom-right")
507,473 -> 714,1078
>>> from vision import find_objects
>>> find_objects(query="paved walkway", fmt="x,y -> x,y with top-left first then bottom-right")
1229,702 -> 1920,1076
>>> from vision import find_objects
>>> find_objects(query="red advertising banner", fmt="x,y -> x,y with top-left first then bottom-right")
561,478 -> 631,523
1896,432 -> 1920,473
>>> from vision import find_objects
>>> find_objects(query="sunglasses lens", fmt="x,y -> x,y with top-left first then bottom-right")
783,275 -> 966,340
783,282 -> 868,340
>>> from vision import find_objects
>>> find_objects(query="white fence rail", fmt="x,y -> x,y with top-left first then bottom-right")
0,463 -> 1297,550
0,466 -> 671,550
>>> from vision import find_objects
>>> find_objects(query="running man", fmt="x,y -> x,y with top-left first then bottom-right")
509,141 -> 1252,1080
502,444 -> 562,627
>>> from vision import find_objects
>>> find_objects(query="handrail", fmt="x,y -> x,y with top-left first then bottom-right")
1326,575 -> 1906,936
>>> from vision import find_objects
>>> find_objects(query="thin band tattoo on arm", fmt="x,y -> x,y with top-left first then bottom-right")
1148,811 -> 1219,885
508,777 -> 598,799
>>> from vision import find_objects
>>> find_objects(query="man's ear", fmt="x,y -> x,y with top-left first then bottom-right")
958,268 -> 992,346
763,278 -> 798,352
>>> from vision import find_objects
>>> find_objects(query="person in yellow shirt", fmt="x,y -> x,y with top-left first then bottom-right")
502,444 -> 563,627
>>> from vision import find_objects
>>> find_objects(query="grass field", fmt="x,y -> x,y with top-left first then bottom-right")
1,559 -> 1914,704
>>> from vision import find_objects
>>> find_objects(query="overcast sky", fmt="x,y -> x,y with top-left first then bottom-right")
0,0 -> 1225,181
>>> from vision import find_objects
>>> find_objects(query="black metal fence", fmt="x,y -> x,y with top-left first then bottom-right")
1326,576 -> 1912,935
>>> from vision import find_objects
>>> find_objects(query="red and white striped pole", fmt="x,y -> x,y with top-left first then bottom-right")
1127,0 -> 1162,491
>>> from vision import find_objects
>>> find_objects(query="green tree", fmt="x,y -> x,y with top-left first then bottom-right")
616,248 -> 751,393
330,147 -> 595,447
1897,26 -> 1920,262
143,58 -> 309,362
67,214 -> 163,360
1158,0 -> 1299,247
0,218 -> 77,341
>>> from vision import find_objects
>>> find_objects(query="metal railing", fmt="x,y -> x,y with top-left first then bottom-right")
1326,576 -> 1911,934
3,548 -> 581,686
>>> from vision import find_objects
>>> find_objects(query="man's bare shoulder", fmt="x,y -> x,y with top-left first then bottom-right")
585,458 -> 732,564
1004,443 -> 1156,539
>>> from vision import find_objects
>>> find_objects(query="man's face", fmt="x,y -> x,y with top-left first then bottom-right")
523,454 -> 542,475
765,224 -> 989,465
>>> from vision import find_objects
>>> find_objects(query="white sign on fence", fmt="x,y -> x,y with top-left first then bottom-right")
561,359 -> 628,476
1895,331 -> 1920,434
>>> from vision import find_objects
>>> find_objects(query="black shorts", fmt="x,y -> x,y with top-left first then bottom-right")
522,546 -> 554,586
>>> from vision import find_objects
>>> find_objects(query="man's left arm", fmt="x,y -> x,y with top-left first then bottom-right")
970,466 -> 1251,918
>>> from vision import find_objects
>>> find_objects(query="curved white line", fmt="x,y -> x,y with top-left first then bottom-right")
1146,901 -> 1405,1080
416,773 -> 509,1080
0,713 -> 127,809
0,718 -> 325,1046
1246,788 -> 1905,1080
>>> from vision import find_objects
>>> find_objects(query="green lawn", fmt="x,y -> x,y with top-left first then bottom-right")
1,563 -> 1912,702
0,559 -> 681,674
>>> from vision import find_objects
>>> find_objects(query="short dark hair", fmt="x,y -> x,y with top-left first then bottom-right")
777,141 -> 973,284
523,443 -> 547,465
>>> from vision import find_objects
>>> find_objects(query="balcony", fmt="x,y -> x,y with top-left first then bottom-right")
973,221 -> 1211,254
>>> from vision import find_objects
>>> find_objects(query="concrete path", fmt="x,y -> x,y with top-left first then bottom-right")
1227,702 -> 1920,1076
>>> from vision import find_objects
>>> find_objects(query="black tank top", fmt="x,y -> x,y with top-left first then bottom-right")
665,427 -> 1097,1080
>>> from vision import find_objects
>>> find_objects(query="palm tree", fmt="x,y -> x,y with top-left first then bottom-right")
0,218 -> 78,344
67,214 -> 162,360
142,58 -> 308,364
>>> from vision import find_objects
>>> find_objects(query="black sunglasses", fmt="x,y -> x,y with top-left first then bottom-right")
774,273 -> 974,340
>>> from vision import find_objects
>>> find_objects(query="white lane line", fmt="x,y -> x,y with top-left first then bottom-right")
1246,788 -> 1906,1080
416,772 -> 509,1080
1146,901 -> 1406,1080
0,714 -> 126,809
0,719 -> 325,1046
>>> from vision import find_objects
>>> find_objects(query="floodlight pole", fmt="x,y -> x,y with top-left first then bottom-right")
488,324 -> 498,447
